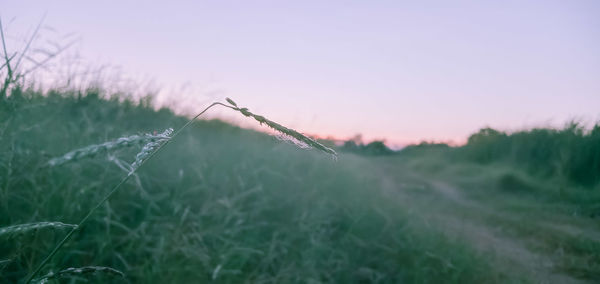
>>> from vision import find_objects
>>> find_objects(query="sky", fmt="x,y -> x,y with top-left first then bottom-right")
2,0 -> 599,146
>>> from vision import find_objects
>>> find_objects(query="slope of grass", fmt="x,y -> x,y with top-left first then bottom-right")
0,88 -> 501,283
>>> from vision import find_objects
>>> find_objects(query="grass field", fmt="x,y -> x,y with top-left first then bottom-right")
1,88 -> 599,283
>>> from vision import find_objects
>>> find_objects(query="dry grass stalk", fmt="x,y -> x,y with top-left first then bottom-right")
224,98 -> 337,158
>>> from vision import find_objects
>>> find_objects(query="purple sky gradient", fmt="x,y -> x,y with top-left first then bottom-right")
3,0 -> 599,146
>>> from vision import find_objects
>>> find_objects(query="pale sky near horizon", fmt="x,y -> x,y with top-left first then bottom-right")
3,0 -> 599,146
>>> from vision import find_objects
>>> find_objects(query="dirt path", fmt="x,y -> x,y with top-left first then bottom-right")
375,162 -> 587,283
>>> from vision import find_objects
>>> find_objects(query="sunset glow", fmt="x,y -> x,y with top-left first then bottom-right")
3,0 -> 599,145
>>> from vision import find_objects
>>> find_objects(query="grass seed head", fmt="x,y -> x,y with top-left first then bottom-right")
225,97 -> 237,107
130,128 -> 174,171
33,266 -> 125,284
48,130 -> 175,167
0,222 -> 77,237
227,100 -> 337,158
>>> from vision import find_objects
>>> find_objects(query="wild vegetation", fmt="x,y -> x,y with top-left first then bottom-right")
3,85 -> 599,283
1,19 -> 599,283
341,139 -> 395,156
456,125 -> 600,187
348,122 -> 600,192
1,88 -> 501,283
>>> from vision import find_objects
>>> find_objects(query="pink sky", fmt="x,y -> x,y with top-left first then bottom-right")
3,0 -> 600,146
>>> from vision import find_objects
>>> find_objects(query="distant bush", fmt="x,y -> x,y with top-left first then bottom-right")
399,142 -> 451,157
456,123 -> 600,187
341,140 -> 395,156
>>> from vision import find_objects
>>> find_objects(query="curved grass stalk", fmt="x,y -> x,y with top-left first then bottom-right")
25,99 -> 336,283
227,99 -> 337,157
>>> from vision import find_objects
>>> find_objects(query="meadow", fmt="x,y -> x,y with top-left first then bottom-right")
1,86 -> 599,283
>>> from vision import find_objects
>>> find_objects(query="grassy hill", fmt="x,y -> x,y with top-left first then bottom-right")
1,88 -> 503,283
2,87 -> 599,283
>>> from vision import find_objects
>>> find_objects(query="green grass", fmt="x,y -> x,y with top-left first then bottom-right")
0,88 -> 502,283
396,151 -> 600,281
456,125 -> 600,187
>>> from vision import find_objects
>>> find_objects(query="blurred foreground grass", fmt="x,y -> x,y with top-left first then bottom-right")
1,89 -> 500,283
